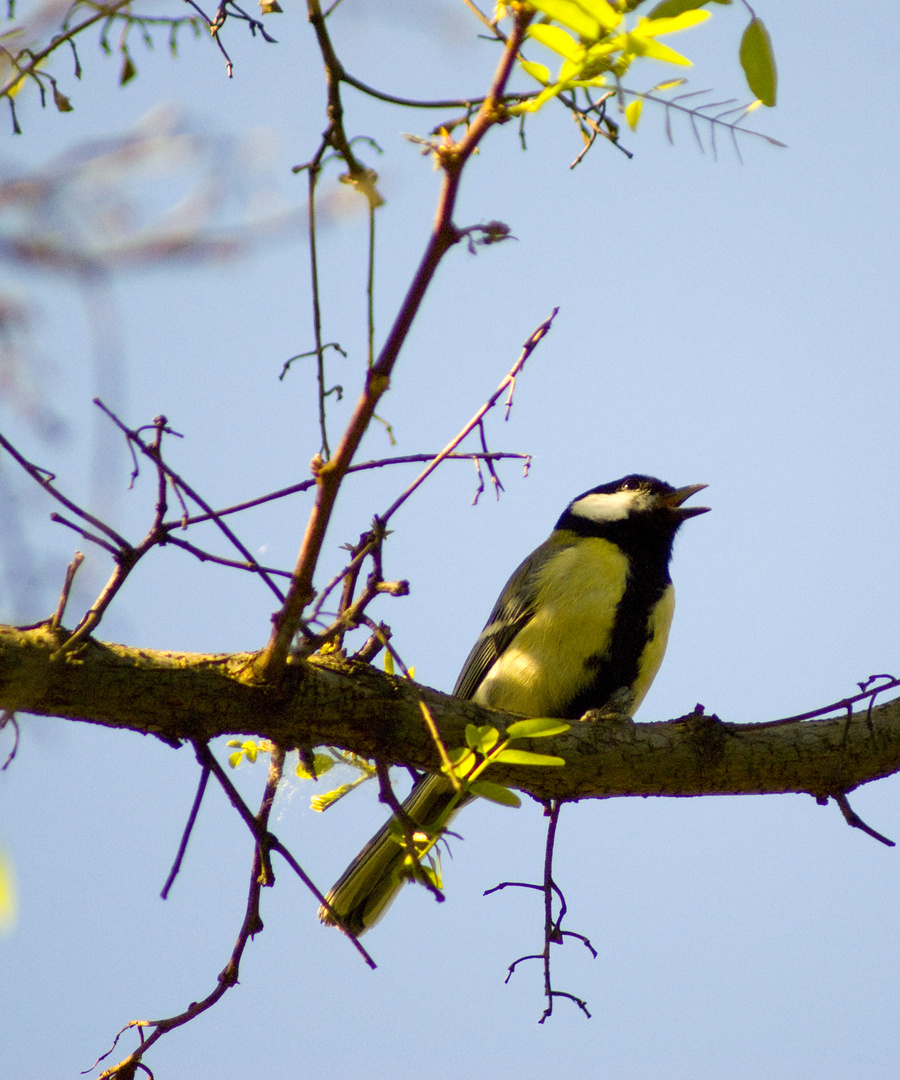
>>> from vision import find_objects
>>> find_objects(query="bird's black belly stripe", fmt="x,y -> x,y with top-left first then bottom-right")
554,510 -> 678,717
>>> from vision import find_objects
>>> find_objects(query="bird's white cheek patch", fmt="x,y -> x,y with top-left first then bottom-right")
570,490 -> 647,523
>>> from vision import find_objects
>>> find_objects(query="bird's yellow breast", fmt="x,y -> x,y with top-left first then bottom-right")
473,536 -> 670,717
630,582 -> 675,712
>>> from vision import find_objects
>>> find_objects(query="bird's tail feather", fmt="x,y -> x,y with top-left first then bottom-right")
318,772 -> 463,937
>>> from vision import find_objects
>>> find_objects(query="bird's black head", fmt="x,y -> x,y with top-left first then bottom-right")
555,475 -> 710,549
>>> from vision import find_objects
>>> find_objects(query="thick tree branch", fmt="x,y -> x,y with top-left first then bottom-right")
2,625 -> 899,803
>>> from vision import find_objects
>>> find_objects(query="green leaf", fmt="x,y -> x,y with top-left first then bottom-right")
625,98 -> 642,130
465,723 -> 499,754
445,748 -> 477,778
311,783 -> 354,812
519,59 -> 551,84
506,717 -> 571,739
639,10 -> 710,35
0,849 -> 15,932
402,854 -> 442,889
651,77 -> 687,91
528,23 -> 582,60
739,16 -> 776,106
578,0 -> 620,31
295,753 -> 336,780
494,749 -> 566,767
624,31 -> 692,65
647,0 -> 719,17
469,781 -> 522,808
531,0 -> 600,39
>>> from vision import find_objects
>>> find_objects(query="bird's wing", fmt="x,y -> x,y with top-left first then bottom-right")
452,538 -> 560,701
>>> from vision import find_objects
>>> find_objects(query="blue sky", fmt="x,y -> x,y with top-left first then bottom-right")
2,2 -> 900,1077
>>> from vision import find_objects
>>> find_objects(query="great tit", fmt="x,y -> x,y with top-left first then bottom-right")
319,474 -> 709,936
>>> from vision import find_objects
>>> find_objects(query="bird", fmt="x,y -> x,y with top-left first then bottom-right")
319,474 -> 709,936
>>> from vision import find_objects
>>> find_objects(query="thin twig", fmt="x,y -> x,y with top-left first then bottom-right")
49,551 -> 85,630
53,415 -> 176,655
0,711 -> 19,770
160,766 -> 211,899
379,309 -> 557,526
486,801 -> 594,1022
305,145 -> 331,458
164,452 -> 528,529
735,676 -> 900,729
0,1 -> 133,101
0,431 -> 129,548
164,535 -> 293,579
417,698 -> 458,794
48,514 -> 119,555
94,399 -> 286,603
193,741 -> 376,966
94,744 -> 285,1078
832,792 -> 896,848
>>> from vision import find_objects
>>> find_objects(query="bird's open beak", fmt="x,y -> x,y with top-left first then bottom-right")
662,483 -> 710,519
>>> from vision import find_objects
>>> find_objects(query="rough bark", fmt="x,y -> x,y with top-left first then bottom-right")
2,623 -> 899,801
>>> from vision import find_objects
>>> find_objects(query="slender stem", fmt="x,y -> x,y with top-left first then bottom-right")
259,6 -> 533,678
367,203 -> 376,368
380,310 -> 556,526
160,766 -> 211,899
306,156 -> 331,459
0,2 -> 133,100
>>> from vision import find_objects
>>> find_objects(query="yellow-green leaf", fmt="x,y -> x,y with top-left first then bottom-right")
530,0 -> 600,39
383,650 -> 394,675
625,98 -> 642,130
573,0 -> 620,32
648,0 -> 704,16
520,59 -> 551,84
624,32 -> 692,65
465,723 -> 499,754
311,783 -> 353,812
469,781 -> 522,807
528,23 -> 582,60
295,753 -> 336,780
494,748 -> 566,767
638,10 -> 710,36
740,16 -> 776,106
228,751 -> 243,768
403,856 -> 442,889
445,748 -> 477,778
0,849 -> 15,932
506,718 -> 571,739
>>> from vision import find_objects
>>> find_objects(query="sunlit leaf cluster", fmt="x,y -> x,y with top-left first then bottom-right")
446,716 -> 570,808
513,0 -> 712,114
510,0 -> 777,126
